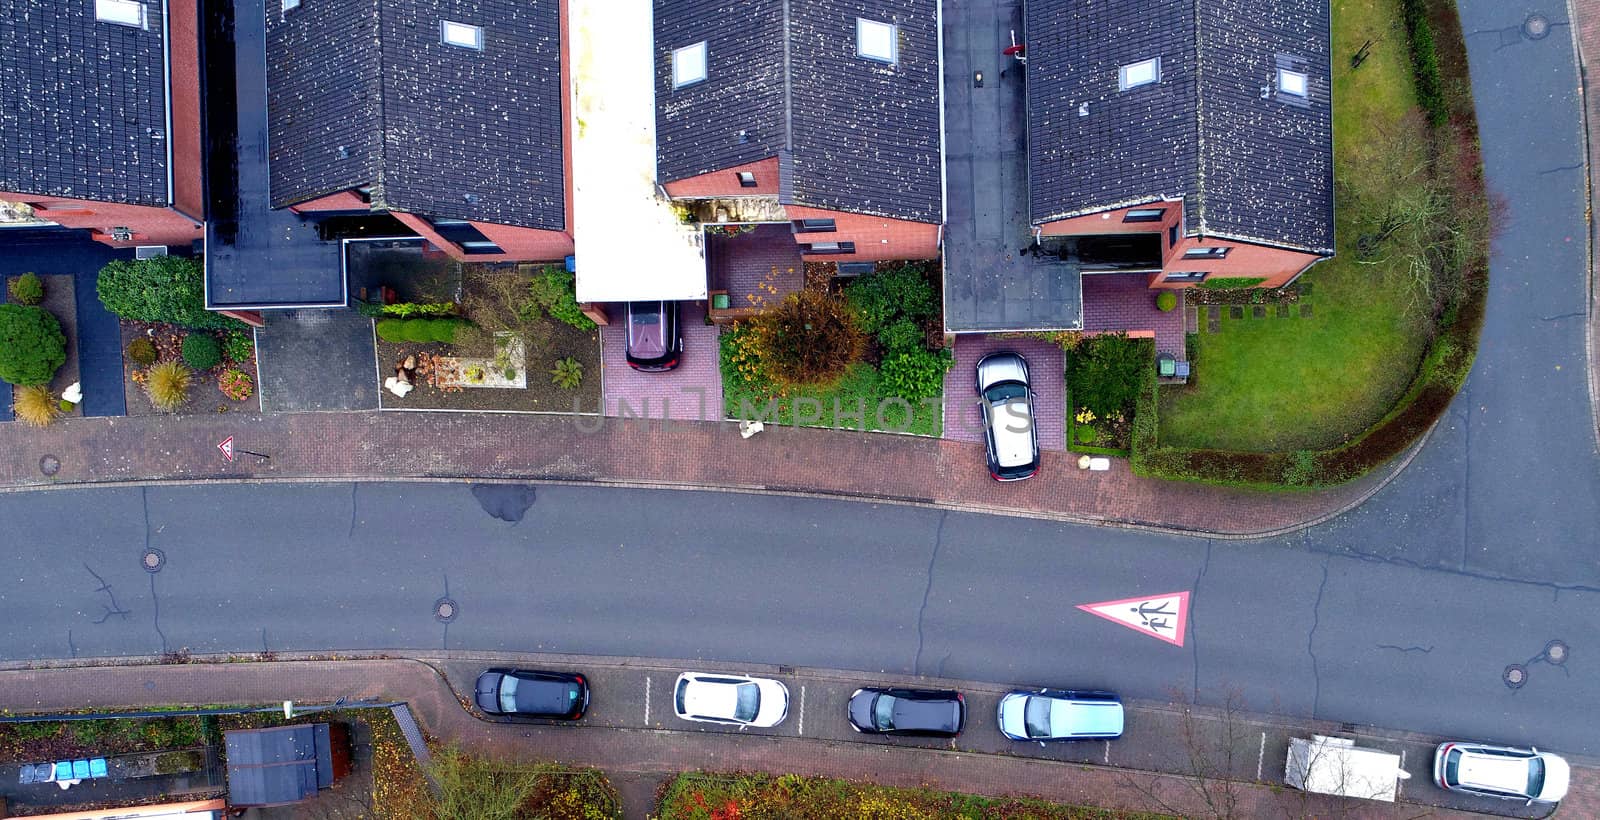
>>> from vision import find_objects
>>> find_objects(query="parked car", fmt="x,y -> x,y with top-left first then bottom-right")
976,351 -> 1039,481
847,687 -> 965,737
473,668 -> 589,720
997,688 -> 1123,741
625,300 -> 682,371
1433,742 -> 1569,804
672,672 -> 789,727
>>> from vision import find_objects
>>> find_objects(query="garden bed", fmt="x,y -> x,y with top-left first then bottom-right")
376,267 -> 601,413
1066,335 -> 1153,457
119,321 -> 261,416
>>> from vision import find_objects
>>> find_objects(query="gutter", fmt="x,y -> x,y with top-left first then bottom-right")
160,0 -> 175,208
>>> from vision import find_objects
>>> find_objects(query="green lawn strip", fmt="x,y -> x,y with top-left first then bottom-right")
723,361 -> 943,437
657,771 -> 1171,819
1156,0 -> 1433,453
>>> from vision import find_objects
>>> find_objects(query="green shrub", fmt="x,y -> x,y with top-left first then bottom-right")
96,256 -> 243,330
375,319 -> 406,343
126,337 -> 158,366
876,318 -> 924,354
527,267 -> 596,330
401,320 -> 434,344
358,301 -> 457,319
12,385 -> 61,427
1075,425 -> 1099,445
1067,334 -> 1151,418
180,333 -> 221,370
0,304 -> 66,386
551,356 -> 583,389
1401,0 -> 1446,126
845,264 -> 938,335
8,272 -> 44,305
218,369 -> 254,401
879,348 -> 952,401
222,329 -> 254,364
1156,291 -> 1177,312
144,361 -> 192,412
1198,277 -> 1267,290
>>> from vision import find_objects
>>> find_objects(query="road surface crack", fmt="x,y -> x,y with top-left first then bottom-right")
912,511 -> 948,676
1376,644 -> 1434,654
1307,558 -> 1329,718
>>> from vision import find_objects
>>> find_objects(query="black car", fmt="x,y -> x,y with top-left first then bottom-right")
625,301 -> 683,371
473,668 -> 589,720
847,687 -> 965,736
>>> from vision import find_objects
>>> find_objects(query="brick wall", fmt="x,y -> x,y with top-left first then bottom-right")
290,189 -> 370,213
784,205 -> 940,261
1038,200 -> 1183,239
389,212 -> 572,263
166,0 -> 205,221
5,193 -> 203,248
663,157 -> 781,198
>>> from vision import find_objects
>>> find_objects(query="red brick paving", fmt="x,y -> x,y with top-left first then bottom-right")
0,402 -> 1402,537
943,336 -> 1067,451
1083,272 -> 1188,360
0,658 -> 1513,820
599,302 -> 722,421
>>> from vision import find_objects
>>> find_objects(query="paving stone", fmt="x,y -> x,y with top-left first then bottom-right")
1252,306 -> 1267,319
1229,306 -> 1245,320
1277,304 -> 1291,318
1301,303 -> 1314,318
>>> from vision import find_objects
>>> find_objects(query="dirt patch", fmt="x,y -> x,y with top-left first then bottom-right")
120,321 -> 262,417
376,320 -> 600,413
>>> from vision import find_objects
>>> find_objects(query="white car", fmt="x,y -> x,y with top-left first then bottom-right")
1433,742 -> 1569,804
672,672 -> 789,727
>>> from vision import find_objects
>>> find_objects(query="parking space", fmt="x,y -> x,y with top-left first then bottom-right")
599,301 -> 722,421
942,335 -> 1066,451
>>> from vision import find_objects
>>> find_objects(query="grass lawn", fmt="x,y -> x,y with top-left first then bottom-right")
723,361 -> 943,436
1157,0 -> 1435,452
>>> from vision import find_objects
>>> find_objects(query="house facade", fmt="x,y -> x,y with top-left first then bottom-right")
650,0 -> 943,313
1026,0 -> 1335,291
0,0 -> 206,250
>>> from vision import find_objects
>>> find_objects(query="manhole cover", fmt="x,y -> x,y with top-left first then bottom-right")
1503,664 -> 1528,689
38,455 -> 60,477
1544,640 -> 1568,665
142,549 -> 165,573
433,597 -> 459,623
1524,13 -> 1551,40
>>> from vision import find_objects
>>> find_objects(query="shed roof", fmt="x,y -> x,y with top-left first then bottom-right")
224,724 -> 334,807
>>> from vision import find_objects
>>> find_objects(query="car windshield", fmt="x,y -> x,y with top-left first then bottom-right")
675,679 -> 688,714
873,694 -> 897,731
1024,697 -> 1052,738
733,683 -> 760,722
1527,758 -> 1545,797
1444,749 -> 1460,785
985,382 -> 1027,403
498,676 -> 519,714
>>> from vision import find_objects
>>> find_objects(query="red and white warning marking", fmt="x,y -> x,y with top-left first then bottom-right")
218,436 -> 235,463
1076,591 -> 1190,647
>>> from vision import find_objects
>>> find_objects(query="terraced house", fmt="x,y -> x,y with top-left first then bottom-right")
0,0 -> 206,250
1026,0 -> 1335,291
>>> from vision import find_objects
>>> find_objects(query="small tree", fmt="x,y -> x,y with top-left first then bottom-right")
96,256 -> 243,330
0,304 -> 67,386
755,288 -> 866,386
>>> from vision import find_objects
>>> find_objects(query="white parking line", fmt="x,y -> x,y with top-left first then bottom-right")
1398,749 -> 1406,797
1103,740 -> 1110,764
644,676 -> 651,725
1256,732 -> 1266,780
799,685 -> 806,736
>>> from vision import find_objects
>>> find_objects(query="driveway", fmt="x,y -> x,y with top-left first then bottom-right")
600,301 -> 722,420
255,309 -> 379,412
943,335 -> 1065,450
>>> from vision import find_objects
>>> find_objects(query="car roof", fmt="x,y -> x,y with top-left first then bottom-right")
1456,748 -> 1535,794
681,678 -> 744,718
1051,697 -> 1123,737
987,398 -> 1036,468
977,352 -> 1028,392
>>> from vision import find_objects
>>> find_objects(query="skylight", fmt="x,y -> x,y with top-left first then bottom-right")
1118,57 -> 1160,91
672,41 -> 708,88
1277,68 -> 1308,97
857,18 -> 897,64
282,0 -> 299,10
440,20 -> 483,50
95,0 -> 147,29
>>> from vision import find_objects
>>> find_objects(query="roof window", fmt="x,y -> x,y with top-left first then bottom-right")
857,18 -> 897,64
736,171 -> 758,188
281,0 -> 299,10
673,41 -> 708,88
1184,246 -> 1230,259
1277,68 -> 1308,97
1119,58 -> 1160,90
1124,208 -> 1165,223
95,0 -> 147,29
440,20 -> 483,50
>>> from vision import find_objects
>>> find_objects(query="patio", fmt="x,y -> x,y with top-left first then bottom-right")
1081,273 -> 1187,360
705,224 -> 804,322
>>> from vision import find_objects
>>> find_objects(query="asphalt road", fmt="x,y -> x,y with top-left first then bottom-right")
1,0 -> 1596,772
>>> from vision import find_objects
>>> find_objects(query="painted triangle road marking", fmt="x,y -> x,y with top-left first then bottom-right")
1076,591 -> 1190,647
218,436 -> 235,463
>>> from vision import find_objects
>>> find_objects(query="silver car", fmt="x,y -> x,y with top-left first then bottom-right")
976,352 -> 1039,481
1433,742 -> 1569,804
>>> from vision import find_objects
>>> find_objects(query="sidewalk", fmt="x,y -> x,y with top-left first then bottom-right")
0,408 -> 1412,538
0,656 -> 1560,820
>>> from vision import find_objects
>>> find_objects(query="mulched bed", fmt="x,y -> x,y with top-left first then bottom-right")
31,275 -> 81,418
376,319 -> 600,412
120,321 -> 262,416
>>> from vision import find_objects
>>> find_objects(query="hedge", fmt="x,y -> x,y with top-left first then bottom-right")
1401,0 -> 1448,126
1198,277 -> 1267,290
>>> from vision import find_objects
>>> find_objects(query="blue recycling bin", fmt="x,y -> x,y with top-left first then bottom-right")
72,759 -> 90,779
54,762 -> 72,781
89,758 -> 108,778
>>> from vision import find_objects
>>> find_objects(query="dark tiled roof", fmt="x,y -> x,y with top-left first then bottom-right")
1026,0 -> 1333,254
0,0 -> 170,205
267,0 -> 565,230
654,0 -> 943,223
